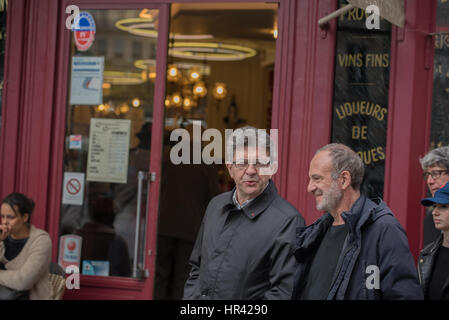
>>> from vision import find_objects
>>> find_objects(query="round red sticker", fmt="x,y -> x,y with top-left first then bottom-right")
72,12 -> 96,51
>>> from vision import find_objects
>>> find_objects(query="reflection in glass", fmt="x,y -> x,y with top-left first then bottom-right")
430,1 -> 449,150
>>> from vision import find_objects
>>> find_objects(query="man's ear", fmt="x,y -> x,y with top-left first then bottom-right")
340,171 -> 352,190
226,164 -> 234,179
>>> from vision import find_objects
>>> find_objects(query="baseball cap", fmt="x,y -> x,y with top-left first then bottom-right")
421,182 -> 449,206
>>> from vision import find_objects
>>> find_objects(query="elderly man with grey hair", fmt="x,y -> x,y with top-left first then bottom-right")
183,126 -> 305,300
420,146 -> 449,246
292,143 -> 422,300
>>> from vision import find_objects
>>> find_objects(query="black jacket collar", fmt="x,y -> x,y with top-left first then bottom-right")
421,234 -> 444,256
295,195 -> 392,261
224,180 -> 278,220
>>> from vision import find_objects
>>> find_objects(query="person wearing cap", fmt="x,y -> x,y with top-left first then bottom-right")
419,146 -> 449,246
418,182 -> 449,299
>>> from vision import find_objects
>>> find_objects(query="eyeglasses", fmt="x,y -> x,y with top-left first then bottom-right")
233,161 -> 270,170
423,170 -> 448,180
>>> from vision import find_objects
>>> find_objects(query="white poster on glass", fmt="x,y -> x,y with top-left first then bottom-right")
87,118 -> 131,184
69,56 -> 104,105
62,172 -> 85,205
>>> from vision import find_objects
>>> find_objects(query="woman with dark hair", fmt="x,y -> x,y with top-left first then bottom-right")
0,192 -> 52,299
418,182 -> 449,299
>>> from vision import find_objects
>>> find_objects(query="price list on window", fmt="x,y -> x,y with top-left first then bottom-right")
86,118 -> 131,184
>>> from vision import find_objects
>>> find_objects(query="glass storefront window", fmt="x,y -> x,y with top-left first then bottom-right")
59,9 -> 159,278
331,0 -> 392,199
430,0 -> 449,149
154,2 -> 278,299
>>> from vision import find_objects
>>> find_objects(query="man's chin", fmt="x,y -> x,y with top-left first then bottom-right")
316,201 -> 328,212
241,186 -> 262,198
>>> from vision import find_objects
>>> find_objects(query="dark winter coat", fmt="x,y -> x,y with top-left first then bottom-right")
183,180 -> 305,300
292,195 -> 423,300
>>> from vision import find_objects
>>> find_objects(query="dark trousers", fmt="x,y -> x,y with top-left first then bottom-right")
153,235 -> 194,300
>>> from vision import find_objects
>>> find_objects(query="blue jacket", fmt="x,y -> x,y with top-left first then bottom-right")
292,196 -> 423,300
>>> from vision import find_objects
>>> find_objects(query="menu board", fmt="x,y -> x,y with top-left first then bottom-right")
87,118 -> 131,184
331,1 -> 391,199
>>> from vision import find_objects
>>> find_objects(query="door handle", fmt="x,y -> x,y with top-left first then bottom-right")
133,170 -> 152,278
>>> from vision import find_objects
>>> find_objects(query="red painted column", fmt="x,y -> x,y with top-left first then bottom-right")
273,0 -> 338,224
0,0 -> 26,199
384,0 -> 437,259
15,0 -> 60,230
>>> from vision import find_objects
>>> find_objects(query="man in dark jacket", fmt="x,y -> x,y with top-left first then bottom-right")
183,127 -> 305,300
292,143 -> 423,300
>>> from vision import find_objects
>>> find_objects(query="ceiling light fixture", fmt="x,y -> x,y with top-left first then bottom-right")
213,83 -> 227,100
193,81 -> 207,98
167,65 -> 180,82
116,18 -> 212,40
115,18 -> 158,37
103,71 -> 145,85
132,98 -> 141,108
169,42 -> 257,61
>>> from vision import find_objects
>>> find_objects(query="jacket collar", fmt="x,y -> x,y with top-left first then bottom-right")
294,213 -> 333,261
421,234 -> 444,256
294,195 -> 392,261
341,196 -> 392,234
341,195 -> 370,233
224,180 -> 278,220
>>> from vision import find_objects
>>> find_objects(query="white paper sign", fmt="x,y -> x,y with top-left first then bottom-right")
69,56 -> 104,105
87,118 -> 131,184
62,172 -> 85,205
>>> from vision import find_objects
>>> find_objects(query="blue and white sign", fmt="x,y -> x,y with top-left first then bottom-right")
69,134 -> 82,149
73,11 -> 96,51
82,260 -> 110,276
70,56 -> 104,105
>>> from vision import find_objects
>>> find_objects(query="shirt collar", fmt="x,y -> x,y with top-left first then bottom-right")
232,191 -> 254,210
231,181 -> 275,219
232,181 -> 270,209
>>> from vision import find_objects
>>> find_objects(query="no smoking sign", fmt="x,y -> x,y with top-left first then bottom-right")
66,178 -> 81,195
62,172 -> 85,205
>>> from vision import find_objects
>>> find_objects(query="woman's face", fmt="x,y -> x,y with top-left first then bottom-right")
432,203 -> 449,231
0,203 -> 29,236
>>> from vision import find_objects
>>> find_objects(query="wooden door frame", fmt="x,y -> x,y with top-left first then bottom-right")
47,0 -> 170,299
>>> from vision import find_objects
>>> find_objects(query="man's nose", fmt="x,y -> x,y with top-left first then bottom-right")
307,180 -> 315,193
245,164 -> 257,175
